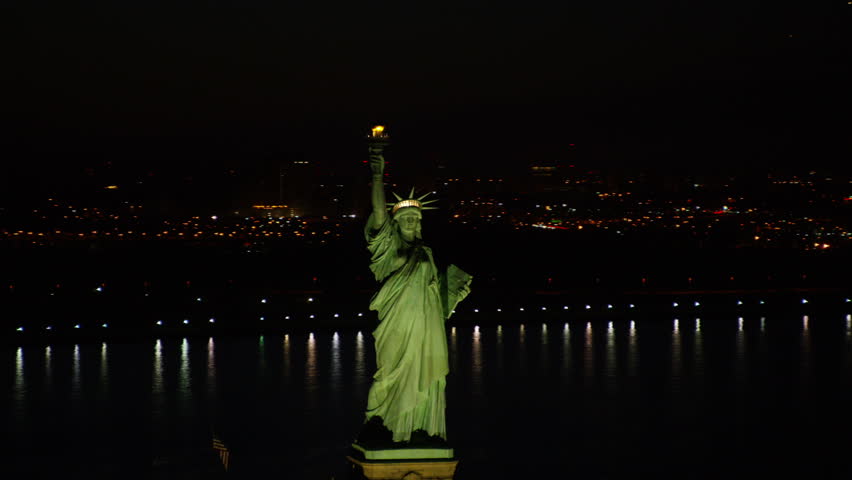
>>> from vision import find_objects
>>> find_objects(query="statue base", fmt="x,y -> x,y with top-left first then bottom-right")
347,444 -> 458,480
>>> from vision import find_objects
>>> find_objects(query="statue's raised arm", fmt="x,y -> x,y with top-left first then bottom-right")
368,146 -> 387,230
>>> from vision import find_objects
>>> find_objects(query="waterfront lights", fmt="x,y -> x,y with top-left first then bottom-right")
101,323 -> 108,328
563,306 -> 568,310
474,308 -> 479,313
801,298 -> 808,304
357,313 -> 363,317
309,314 -> 315,319
16,327 -> 23,332
209,318 -> 215,323
541,307 -> 546,311
46,326 -> 52,330
759,300 -> 765,305
694,301 -> 700,307
629,304 -> 635,309
74,324 -> 80,329
333,313 -> 339,318
95,286 -> 103,292
183,319 -> 189,324
307,297 -> 314,302
607,304 -> 613,309
673,302 -> 679,307
585,305 -> 591,310
737,300 -> 743,305
285,315 -> 291,320
156,320 -> 163,326
259,317 -> 265,321
497,308 -> 502,312
519,307 -> 524,311
196,297 -> 202,302
261,298 -> 267,304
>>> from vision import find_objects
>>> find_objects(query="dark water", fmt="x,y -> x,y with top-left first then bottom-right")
5,312 -> 852,478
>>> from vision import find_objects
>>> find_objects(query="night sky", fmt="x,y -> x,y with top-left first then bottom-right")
2,0 -> 850,191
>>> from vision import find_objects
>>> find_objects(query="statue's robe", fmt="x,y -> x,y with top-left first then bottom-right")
364,214 -> 469,442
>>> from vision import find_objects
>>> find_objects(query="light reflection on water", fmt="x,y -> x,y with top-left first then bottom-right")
100,342 -> 108,393
8,313 -> 852,477
207,337 -> 216,400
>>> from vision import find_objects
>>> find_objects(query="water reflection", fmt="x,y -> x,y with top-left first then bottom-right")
179,338 -> 192,416
306,333 -> 317,391
801,315 -> 811,378
694,318 -> 703,370
471,326 -> 482,397
583,322 -> 593,380
153,340 -> 163,404
44,346 -> 52,391
450,326 -> 458,371
562,323 -> 570,378
72,344 -> 81,401
672,319 -> 682,381
629,320 -> 637,377
496,325 -> 503,372
207,337 -> 216,400
540,323 -> 549,372
258,335 -> 266,374
355,331 -> 365,386
735,317 -> 745,382
331,332 -> 342,391
15,347 -> 25,418
100,342 -> 108,395
283,334 -> 292,382
519,324 -> 526,374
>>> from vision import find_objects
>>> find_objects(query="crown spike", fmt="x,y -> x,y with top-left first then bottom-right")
417,191 -> 432,201
408,186 -> 416,199
392,192 -> 403,201
421,206 -> 439,210
421,199 -> 438,205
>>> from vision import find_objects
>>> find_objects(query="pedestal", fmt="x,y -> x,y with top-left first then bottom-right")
347,443 -> 459,480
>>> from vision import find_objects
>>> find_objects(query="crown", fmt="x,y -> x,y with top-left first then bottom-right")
387,188 -> 438,216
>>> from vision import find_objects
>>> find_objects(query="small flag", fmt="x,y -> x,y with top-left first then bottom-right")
212,435 -> 230,472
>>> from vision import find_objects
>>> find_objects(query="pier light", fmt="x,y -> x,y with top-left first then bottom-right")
607,304 -> 613,309
737,300 -> 743,305
563,306 -> 569,310
519,307 -> 524,311
259,317 -> 265,321
74,324 -> 80,329
261,298 -> 267,304
101,323 -> 108,328
845,298 -> 850,303
801,298 -> 808,304
156,320 -> 163,326
585,305 -> 591,310
759,300 -> 765,305
285,315 -> 290,320
46,326 -> 52,330
334,313 -> 339,318
196,297 -> 202,302
183,319 -> 189,324
309,314 -> 315,319
95,286 -> 103,292
474,309 -> 479,313
497,308 -> 502,312
209,318 -> 215,323
307,297 -> 314,302
541,307 -> 547,311
357,313 -> 363,317
629,304 -> 635,309
673,302 -> 679,307
694,301 -> 700,307
17,327 -> 24,332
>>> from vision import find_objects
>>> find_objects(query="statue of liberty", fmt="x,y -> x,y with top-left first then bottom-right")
358,126 -> 472,447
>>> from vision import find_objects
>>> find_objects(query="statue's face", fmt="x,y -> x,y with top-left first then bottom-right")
396,212 -> 421,236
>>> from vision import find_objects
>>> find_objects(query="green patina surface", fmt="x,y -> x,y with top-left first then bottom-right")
361,133 -> 472,444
